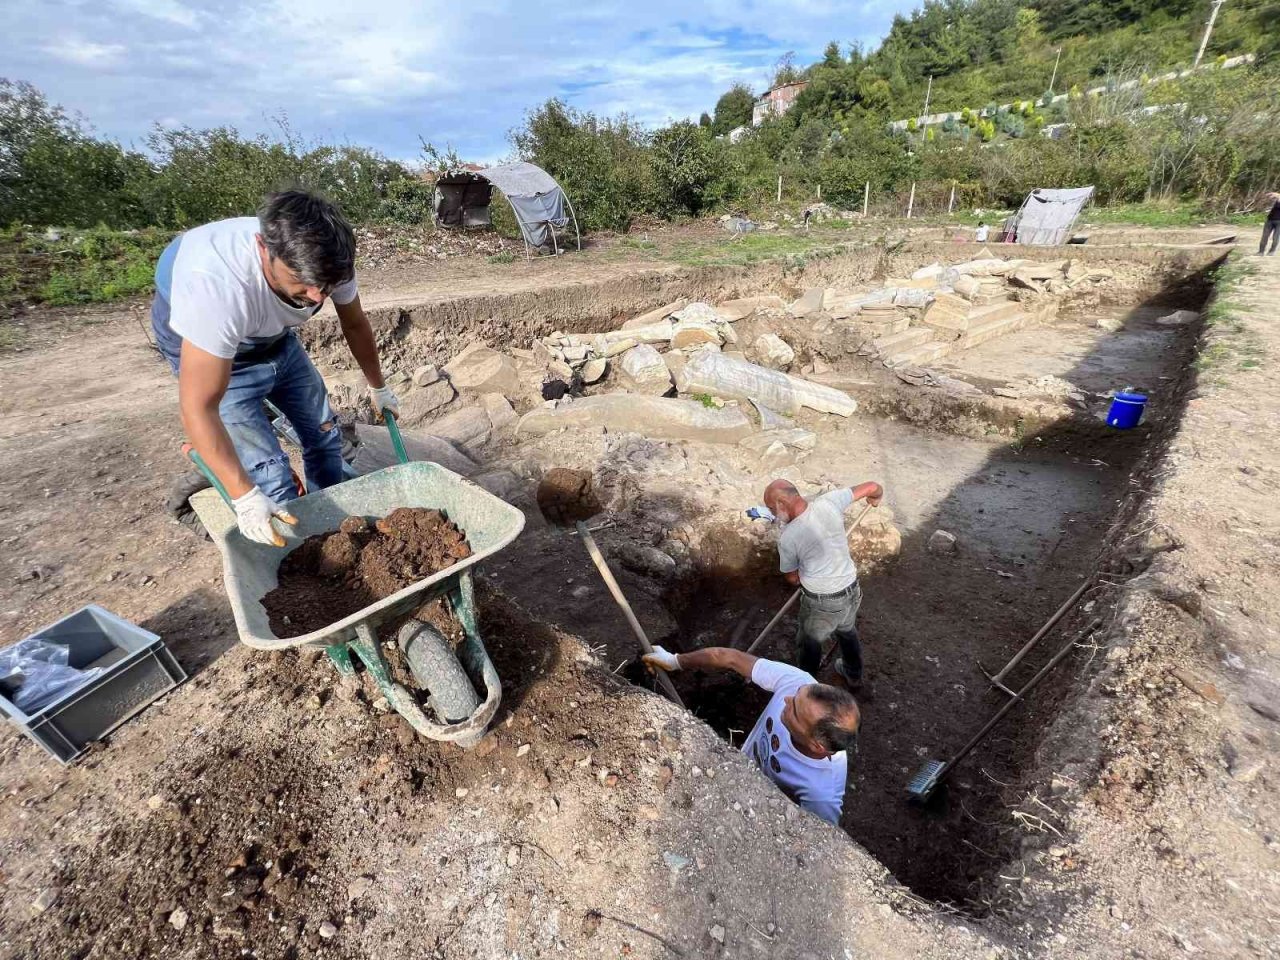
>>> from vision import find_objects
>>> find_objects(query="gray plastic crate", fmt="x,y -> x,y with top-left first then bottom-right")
0,605 -> 186,764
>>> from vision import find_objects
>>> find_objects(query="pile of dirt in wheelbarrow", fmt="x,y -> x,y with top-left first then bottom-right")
263,507 -> 471,638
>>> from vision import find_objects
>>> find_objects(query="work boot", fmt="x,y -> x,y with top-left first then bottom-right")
834,658 -> 862,691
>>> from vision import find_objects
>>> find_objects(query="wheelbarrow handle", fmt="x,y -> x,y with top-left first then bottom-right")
383,409 -> 410,466
183,409 -> 407,507
182,443 -> 234,506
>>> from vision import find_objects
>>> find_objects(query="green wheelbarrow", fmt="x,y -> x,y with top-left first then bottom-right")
187,414 -> 525,747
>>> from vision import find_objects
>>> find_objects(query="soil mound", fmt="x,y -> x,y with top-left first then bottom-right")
263,507 -> 471,638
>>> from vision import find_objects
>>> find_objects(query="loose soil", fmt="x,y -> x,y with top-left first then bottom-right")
264,508 -> 472,638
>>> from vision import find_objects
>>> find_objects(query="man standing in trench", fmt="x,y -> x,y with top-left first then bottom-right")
642,644 -> 859,824
762,479 -> 884,687
153,190 -> 399,546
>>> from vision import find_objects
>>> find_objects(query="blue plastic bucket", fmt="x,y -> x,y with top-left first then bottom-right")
1106,391 -> 1147,429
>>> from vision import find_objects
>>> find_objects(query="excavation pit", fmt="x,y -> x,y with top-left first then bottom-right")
454,246 -> 1217,912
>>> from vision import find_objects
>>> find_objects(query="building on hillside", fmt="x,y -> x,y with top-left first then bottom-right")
752,81 -> 808,126
727,125 -> 749,143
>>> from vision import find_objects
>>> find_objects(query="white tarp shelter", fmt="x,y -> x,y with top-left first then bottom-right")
1006,186 -> 1094,246
434,161 -> 580,257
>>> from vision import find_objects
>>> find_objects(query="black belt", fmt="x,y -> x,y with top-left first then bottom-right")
802,582 -> 859,600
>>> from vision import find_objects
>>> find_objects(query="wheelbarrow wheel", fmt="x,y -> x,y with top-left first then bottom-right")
399,622 -> 481,724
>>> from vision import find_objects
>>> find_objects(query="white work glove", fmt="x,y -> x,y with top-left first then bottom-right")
232,486 -> 298,548
642,645 -> 682,673
368,384 -> 400,422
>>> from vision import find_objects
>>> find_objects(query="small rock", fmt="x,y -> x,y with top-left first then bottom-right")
581,358 -> 607,384
411,364 -> 441,387
1229,756 -> 1265,783
753,333 -> 795,369
571,585 -> 591,599
1048,846 -> 1069,858
766,922 -> 777,935
474,734 -> 499,758
347,877 -> 373,901
455,787 -> 469,798
1095,318 -> 1123,333
339,515 -> 369,535
507,846 -> 520,868
663,851 -> 690,871
146,794 -> 165,810
928,530 -> 958,555
305,694 -> 324,711
371,696 -> 390,713
31,888 -> 57,914
517,743 -> 531,757
710,924 -> 726,944
168,906 -> 189,931
318,920 -> 338,939
1157,309 -> 1198,326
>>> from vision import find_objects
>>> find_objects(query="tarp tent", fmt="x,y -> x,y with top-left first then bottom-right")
1005,186 -> 1094,246
434,162 -> 580,256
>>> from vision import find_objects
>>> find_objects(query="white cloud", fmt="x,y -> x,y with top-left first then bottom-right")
42,38 -> 127,66
110,0 -> 199,28
7,1 -> 915,159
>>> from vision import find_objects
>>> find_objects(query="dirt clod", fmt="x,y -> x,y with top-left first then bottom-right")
263,508 -> 471,638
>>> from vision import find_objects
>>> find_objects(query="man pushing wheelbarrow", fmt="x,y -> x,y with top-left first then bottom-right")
162,190 -> 525,748
153,189 -> 400,546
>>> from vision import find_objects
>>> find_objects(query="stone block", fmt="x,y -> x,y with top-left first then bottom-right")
618,344 -> 674,396
444,343 -> 520,396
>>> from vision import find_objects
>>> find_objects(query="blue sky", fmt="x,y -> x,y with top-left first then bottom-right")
3,0 -> 916,166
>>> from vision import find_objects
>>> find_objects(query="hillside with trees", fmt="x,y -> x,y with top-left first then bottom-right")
1,0 -> 1277,244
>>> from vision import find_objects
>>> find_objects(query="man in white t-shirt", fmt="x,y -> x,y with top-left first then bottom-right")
763,479 -> 884,686
642,645 -> 859,824
151,190 -> 400,547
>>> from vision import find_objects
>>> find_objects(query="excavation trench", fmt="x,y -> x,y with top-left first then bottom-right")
309,244 -> 1217,912
616,265 -> 1214,910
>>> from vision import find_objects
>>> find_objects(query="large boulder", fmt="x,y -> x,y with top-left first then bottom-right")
677,350 -> 857,417
716,295 -> 787,322
350,423 -> 477,477
622,299 -> 687,330
516,395 -> 755,444
444,343 -> 521,396
618,344 -> 674,396
397,378 -> 456,425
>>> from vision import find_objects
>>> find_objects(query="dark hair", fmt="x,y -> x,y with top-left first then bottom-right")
808,683 -> 860,754
257,190 -> 355,291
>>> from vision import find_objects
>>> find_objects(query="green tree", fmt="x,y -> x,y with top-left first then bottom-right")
711,84 -> 755,136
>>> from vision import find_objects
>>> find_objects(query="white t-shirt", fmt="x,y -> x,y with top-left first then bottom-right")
975,225 -> 990,242
168,217 -> 359,359
741,659 -> 848,824
778,489 -> 857,594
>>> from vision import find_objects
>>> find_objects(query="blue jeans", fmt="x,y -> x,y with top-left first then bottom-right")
795,581 -> 863,679
151,239 -> 343,503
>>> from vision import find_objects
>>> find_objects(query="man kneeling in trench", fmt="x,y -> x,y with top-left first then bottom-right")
643,646 -> 859,824
763,478 -> 883,686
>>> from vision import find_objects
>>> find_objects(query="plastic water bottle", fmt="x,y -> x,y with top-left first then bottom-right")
746,505 -> 775,522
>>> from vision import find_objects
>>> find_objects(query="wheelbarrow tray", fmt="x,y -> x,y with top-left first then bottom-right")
189,462 -> 525,651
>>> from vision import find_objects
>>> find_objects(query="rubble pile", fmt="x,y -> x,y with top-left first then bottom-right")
334,253 -> 1124,484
